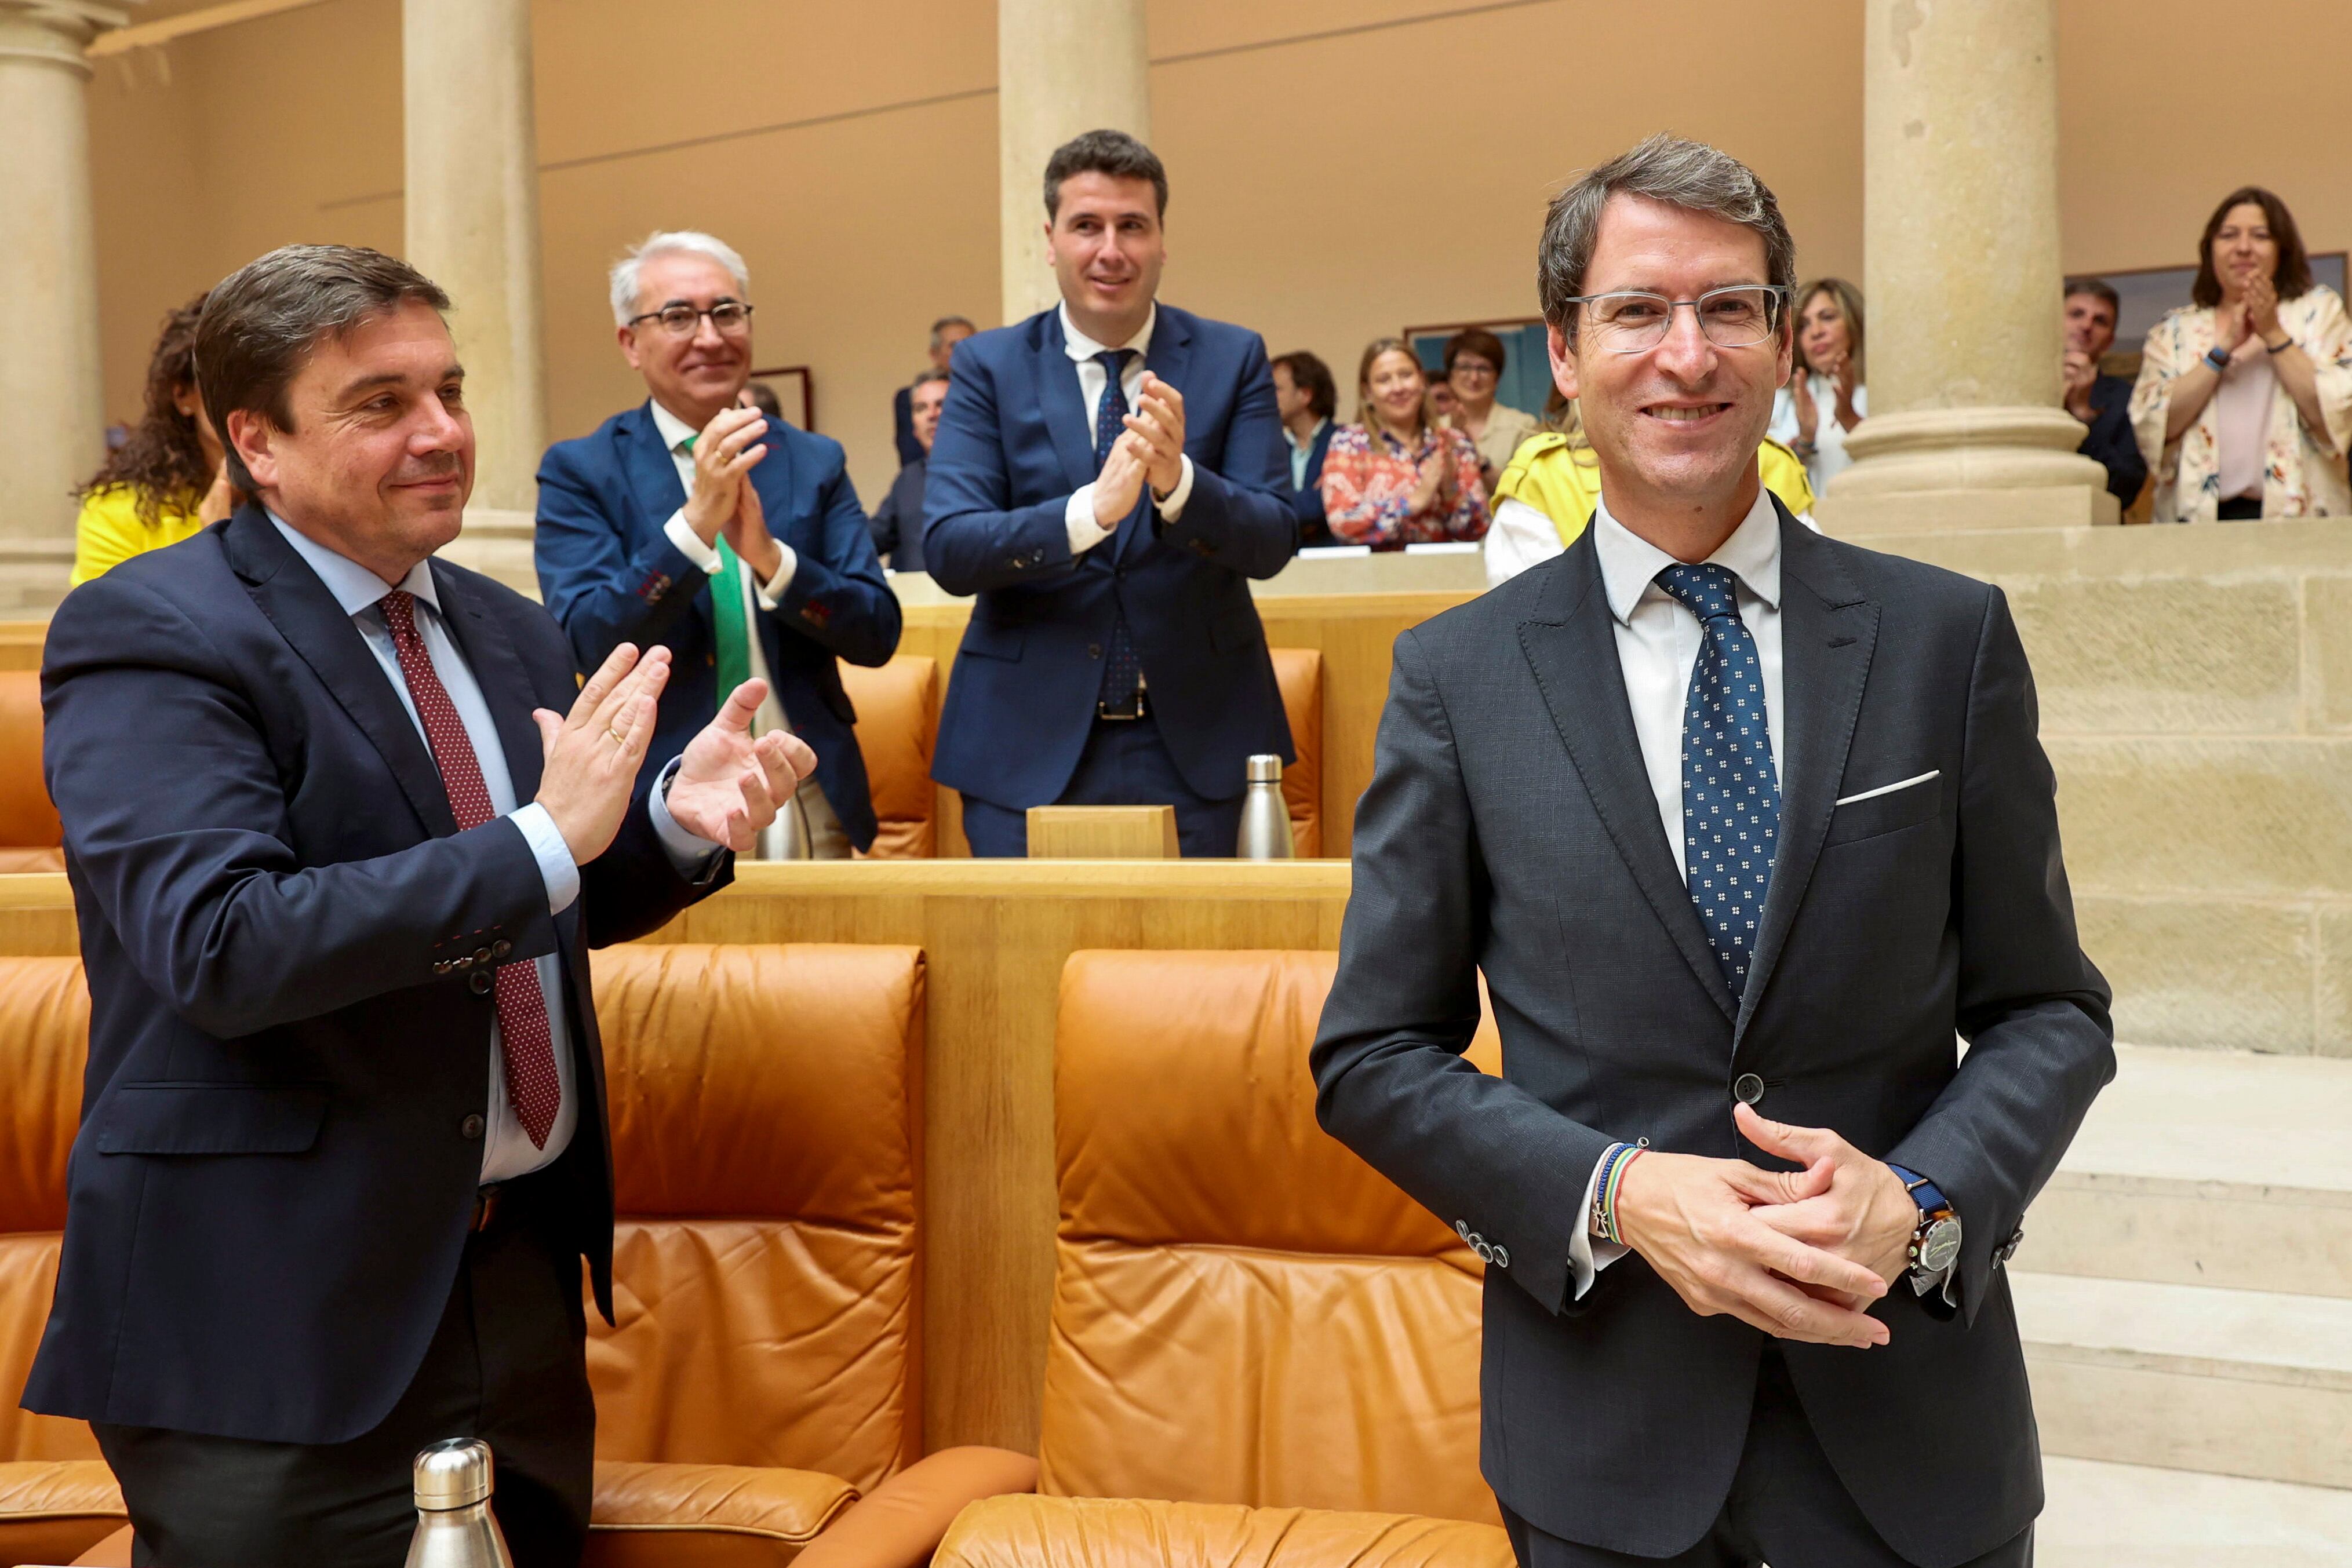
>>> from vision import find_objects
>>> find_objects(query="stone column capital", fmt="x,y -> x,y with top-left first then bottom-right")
0,2 -> 136,75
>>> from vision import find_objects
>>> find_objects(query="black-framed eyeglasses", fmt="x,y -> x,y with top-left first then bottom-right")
627,302 -> 755,337
1561,286 -> 1789,352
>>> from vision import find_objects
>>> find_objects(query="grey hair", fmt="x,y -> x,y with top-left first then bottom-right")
1537,134 -> 1796,341
609,231 -> 749,325
911,368 -> 952,391
928,315 -> 975,351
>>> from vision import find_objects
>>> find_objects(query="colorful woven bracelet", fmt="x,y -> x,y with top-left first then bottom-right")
1592,1140 -> 1649,1246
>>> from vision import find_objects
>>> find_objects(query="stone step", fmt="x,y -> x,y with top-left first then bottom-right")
2038,1456 -> 2352,1567
2020,1044 -> 2352,1296
2012,1271 -> 2352,1489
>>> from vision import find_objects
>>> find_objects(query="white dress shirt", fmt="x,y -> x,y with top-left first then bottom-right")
269,515 -> 719,1184
1567,488 -> 1785,1297
1058,301 -> 1196,556
649,398 -> 795,741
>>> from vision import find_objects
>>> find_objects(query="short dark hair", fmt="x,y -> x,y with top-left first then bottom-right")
1444,328 -> 1508,377
2063,276 -> 2120,316
196,245 -> 450,489
2192,186 -> 2313,308
1270,351 -> 1336,421
929,315 -> 975,350
1044,129 -> 1167,221
911,369 -> 951,392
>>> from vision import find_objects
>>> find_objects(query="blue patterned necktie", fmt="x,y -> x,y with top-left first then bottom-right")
1093,348 -> 1144,711
1655,562 -> 1781,997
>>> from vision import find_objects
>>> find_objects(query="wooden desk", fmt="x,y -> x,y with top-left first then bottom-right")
0,859 -> 1355,1456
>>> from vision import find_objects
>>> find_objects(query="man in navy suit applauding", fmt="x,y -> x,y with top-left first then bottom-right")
924,130 -> 1298,856
536,231 -> 900,858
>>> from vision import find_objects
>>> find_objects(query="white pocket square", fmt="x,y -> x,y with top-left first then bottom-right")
1835,770 -> 1939,807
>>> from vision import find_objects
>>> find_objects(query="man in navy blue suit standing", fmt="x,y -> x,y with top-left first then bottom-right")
536,231 -> 900,858
924,130 -> 1298,856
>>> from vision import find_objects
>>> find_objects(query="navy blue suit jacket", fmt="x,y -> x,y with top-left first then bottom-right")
24,506 -> 727,1444
534,404 -> 901,850
922,304 -> 1298,808
1288,419 -> 1337,546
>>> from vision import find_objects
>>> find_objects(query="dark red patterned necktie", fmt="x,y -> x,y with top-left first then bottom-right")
380,590 -> 560,1148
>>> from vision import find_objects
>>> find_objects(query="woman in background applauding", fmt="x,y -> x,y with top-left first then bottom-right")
2129,186 -> 2352,522
70,294 -> 238,587
1767,277 -> 1867,494
1320,338 -> 1489,549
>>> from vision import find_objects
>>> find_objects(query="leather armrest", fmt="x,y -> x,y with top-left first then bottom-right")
588,1458 -> 858,1562
0,1460 -> 127,1568
933,1495 -> 1516,1568
792,1448 -> 1038,1568
70,1524 -> 134,1567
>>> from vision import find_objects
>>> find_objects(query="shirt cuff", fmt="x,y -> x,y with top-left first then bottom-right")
1568,1148 -> 1630,1301
1153,454 -> 1197,520
648,754 -> 726,870
663,509 -> 722,574
509,802 -> 580,916
1064,486 -> 1116,556
754,544 -> 799,610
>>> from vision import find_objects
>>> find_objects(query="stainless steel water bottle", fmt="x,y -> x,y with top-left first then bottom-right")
1236,754 -> 1295,859
404,1438 -> 515,1568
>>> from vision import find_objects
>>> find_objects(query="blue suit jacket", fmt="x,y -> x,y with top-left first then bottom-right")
25,506 -> 727,1443
922,305 -> 1298,808
534,404 -> 901,850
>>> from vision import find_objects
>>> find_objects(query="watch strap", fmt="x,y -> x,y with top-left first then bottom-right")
2204,344 -> 2233,373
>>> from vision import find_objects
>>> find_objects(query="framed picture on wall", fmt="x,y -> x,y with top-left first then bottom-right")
748,366 -> 815,431
1400,316 -> 1551,418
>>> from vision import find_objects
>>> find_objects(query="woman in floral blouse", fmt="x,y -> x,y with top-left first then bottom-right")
2128,186 -> 2352,522
1319,338 -> 1490,548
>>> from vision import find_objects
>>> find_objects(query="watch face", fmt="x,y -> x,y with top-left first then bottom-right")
1918,1216 -> 1963,1274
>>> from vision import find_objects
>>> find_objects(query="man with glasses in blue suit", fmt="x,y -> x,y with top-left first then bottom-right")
536,231 -> 900,858
923,130 -> 1299,857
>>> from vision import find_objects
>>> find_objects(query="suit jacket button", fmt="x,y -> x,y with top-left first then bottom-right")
469,970 -> 493,995
1492,1244 -> 1510,1269
474,947 -> 493,965
1088,644 -> 1102,659
1732,1073 -> 1765,1106
460,1113 -> 486,1140
491,939 -> 512,958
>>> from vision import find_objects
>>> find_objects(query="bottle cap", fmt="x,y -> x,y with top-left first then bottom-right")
1246,754 -> 1283,783
414,1438 -> 494,1510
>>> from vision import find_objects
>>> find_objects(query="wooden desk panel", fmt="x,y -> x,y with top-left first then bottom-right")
0,860 -> 1354,1457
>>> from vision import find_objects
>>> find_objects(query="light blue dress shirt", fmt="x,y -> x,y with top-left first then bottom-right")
270,516 -> 717,1183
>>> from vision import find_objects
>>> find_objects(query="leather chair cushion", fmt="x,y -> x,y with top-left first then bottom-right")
0,671 -> 60,852
933,1496 -> 1516,1568
0,1235 -> 101,1465
70,1523 -> 133,1566
585,1459 -> 857,1567
841,655 -> 938,860
793,1447 -> 1039,1568
0,958 -> 89,1233
0,1460 -> 125,1568
1267,648 -> 1321,858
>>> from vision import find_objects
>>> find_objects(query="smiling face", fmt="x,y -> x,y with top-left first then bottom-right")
1797,287 -> 1850,370
1448,351 -> 1498,411
1552,193 -> 1789,525
1363,348 -> 1428,433
618,250 -> 752,426
2211,202 -> 2280,300
1045,172 -> 1166,341
227,300 -> 474,582
2064,292 -> 2118,359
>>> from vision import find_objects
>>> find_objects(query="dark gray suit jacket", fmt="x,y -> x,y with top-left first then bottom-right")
1312,504 -> 2113,1567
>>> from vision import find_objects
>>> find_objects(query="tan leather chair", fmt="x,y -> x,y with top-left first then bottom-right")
585,942 -> 1032,1565
1267,649 -> 1322,858
841,655 -> 940,859
0,957 -> 125,1568
0,673 -> 63,876
934,950 -> 1510,1568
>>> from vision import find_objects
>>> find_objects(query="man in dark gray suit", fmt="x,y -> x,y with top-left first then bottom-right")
1313,134 -> 2113,1568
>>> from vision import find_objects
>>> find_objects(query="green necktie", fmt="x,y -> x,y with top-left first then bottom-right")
681,435 -> 753,713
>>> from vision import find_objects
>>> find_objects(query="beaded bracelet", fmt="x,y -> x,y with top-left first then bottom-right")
1590,1139 -> 1650,1246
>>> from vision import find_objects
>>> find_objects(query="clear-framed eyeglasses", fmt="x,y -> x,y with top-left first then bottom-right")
1563,286 -> 1789,353
627,302 -> 755,337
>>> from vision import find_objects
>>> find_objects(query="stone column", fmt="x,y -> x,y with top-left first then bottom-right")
404,0 -> 545,513
0,1 -> 131,559
996,0 -> 1150,324
1821,0 -> 2117,534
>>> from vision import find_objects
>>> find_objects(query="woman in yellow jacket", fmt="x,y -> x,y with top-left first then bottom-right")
1481,404 -> 1815,588
70,293 -> 238,588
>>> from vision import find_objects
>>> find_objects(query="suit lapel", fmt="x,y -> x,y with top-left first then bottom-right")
430,560 -> 545,803
622,404 -> 690,535
221,505 -> 456,838
1736,508 -> 1879,1039
1519,539 -> 1738,1022
1035,313 -> 1098,495
1122,308 -> 1197,561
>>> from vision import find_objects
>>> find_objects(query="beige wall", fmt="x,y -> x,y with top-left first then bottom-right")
84,0 -> 2349,516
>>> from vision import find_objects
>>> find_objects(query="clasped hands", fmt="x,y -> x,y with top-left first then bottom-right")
680,396 -> 785,581
1611,1103 -> 1921,1350
530,640 -> 816,863
1093,373 -> 1187,528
